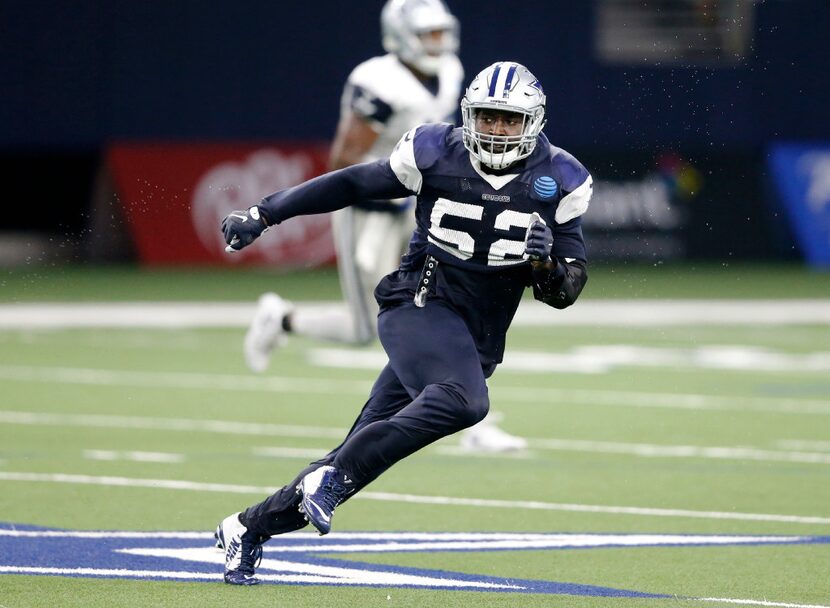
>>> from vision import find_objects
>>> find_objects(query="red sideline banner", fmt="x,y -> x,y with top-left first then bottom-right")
107,142 -> 336,266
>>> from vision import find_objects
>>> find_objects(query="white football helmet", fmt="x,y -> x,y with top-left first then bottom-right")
381,0 -> 459,76
461,62 -> 547,170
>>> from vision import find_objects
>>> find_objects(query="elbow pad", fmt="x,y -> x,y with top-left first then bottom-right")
532,259 -> 588,309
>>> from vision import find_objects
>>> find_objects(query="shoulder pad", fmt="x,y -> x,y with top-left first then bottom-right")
389,123 -> 454,194
347,55 -> 398,101
548,146 -> 593,224
413,123 -> 454,170
549,146 -> 590,192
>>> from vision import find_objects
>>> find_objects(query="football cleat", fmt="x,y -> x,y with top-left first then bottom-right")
460,413 -> 528,453
297,466 -> 353,536
217,512 -> 263,585
244,292 -> 293,373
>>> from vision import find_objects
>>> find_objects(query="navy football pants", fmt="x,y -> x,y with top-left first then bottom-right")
243,300 -> 491,538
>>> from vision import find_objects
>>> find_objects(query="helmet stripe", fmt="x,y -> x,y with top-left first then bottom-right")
502,63 -> 517,96
487,63 -> 502,97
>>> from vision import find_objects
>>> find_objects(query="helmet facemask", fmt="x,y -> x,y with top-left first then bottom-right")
462,104 -> 546,170
461,62 -> 547,170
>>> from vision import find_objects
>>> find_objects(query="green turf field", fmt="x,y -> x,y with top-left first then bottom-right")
3,261 -> 830,301
1,264 -> 829,607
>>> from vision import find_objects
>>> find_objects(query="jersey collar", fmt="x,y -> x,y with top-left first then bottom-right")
468,155 -> 520,190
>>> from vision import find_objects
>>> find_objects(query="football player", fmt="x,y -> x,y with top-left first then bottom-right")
217,61 -> 591,585
243,0 -> 526,454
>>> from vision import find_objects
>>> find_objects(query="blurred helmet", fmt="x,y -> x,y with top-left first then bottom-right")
381,0 -> 459,76
461,62 -> 547,169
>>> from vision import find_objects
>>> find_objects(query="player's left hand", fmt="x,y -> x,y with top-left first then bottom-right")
524,217 -> 553,262
221,206 -> 269,253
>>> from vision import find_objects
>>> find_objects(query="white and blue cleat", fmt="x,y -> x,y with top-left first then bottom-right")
216,512 -> 263,585
297,465 -> 352,536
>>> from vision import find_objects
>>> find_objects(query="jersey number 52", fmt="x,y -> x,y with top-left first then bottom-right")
427,198 -> 542,266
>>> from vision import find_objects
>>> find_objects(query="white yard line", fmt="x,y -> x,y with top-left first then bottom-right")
0,529 -> 214,539
0,471 -> 828,525
776,439 -> 830,452
4,408 -> 830,468
0,531 -> 802,543
0,566 -> 221,580
311,345 -> 830,375
253,446 -> 330,459
493,386 -> 830,416
1,364 -> 830,416
0,410 -> 347,439
1,300 -> 829,328
525,439 -> 830,465
358,491 -> 830,525
83,450 -> 185,463
0,364 -> 373,395
5,409 -> 830,468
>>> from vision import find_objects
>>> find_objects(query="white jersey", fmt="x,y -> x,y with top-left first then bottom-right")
323,53 -> 464,345
341,53 -> 464,162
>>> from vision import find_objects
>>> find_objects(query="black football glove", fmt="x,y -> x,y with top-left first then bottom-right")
524,214 -> 553,262
221,205 -> 269,252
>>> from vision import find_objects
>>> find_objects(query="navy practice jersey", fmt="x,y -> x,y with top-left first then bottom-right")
390,123 -> 590,272
257,123 -> 592,371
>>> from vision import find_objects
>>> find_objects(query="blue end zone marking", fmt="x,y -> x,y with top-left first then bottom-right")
2,525 -> 829,596
298,555 -> 666,597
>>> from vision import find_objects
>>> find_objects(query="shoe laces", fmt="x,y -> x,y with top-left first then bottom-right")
238,540 -> 263,574
318,478 -> 348,513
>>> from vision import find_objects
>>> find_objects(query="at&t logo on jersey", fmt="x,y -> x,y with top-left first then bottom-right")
533,176 -> 559,199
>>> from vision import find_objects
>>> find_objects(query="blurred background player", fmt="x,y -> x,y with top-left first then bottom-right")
243,0 -> 527,453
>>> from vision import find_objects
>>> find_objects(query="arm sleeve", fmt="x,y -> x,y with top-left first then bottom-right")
551,216 -> 587,261
531,259 -> 588,310
532,214 -> 588,309
343,83 -> 394,129
257,160 -> 413,225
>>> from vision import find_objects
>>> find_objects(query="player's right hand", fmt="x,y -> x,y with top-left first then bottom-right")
221,206 -> 269,253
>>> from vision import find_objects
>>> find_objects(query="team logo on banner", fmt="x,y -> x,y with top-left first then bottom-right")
107,143 -> 336,267
191,149 -> 335,266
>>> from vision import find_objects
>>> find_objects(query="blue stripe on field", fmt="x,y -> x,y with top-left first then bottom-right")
3,525 -> 829,596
